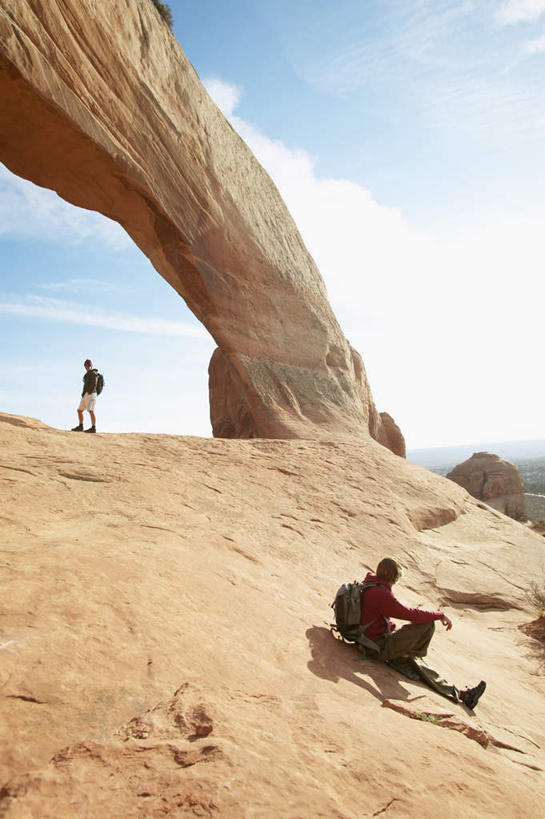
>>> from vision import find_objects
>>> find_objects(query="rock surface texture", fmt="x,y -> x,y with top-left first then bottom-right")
447,451 -> 527,521
1,413 -> 545,817
0,0 -> 402,451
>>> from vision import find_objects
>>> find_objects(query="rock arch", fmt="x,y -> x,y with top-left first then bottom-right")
0,0 -> 404,453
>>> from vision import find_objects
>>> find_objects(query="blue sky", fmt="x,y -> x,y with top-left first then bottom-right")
1,0 -> 544,448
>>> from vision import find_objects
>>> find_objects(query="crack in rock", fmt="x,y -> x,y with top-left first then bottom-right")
372,797 -> 400,816
0,464 -> 36,476
381,699 -> 530,756
58,472 -> 110,483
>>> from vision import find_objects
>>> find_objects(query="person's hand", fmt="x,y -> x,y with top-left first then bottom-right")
440,614 -> 453,631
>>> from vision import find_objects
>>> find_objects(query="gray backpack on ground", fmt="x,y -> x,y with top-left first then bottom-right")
330,580 -> 382,654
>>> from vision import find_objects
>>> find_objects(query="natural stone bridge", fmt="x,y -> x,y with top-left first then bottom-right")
0,0 -> 403,453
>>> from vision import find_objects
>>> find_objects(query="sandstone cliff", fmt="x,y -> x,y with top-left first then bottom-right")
0,0 -> 401,452
447,452 -> 527,521
1,414 -> 544,817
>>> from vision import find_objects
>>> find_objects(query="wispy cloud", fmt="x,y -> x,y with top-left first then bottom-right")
281,0 -> 545,144
36,278 -> 122,294
497,0 -> 545,24
0,165 -> 131,250
522,31 -> 545,51
300,1 -> 476,96
0,295 -> 210,339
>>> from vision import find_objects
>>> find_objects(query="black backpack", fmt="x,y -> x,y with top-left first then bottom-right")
330,580 -> 382,654
96,372 -> 105,395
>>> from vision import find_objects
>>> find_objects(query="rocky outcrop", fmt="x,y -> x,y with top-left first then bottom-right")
375,412 -> 406,458
0,0 -> 402,451
447,452 -> 527,521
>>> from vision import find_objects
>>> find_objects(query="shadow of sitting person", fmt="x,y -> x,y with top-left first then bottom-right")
306,625 -> 426,704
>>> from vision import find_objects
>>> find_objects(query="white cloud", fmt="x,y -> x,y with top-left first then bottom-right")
203,77 -> 243,117
206,78 -> 545,448
0,295 -> 211,339
234,116 -> 434,319
522,31 -> 545,52
497,0 -> 545,24
0,164 -> 130,249
206,81 -> 545,332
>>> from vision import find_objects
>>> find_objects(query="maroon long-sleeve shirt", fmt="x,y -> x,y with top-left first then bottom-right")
359,572 -> 444,642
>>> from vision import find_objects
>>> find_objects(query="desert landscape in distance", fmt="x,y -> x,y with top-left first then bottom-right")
2,1 -> 545,816
1,411 -> 545,817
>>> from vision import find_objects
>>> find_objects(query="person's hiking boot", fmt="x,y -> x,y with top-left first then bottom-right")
71,424 -> 83,432
84,426 -> 96,434
460,680 -> 486,709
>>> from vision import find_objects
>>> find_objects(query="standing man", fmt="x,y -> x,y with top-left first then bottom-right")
361,557 -> 486,708
71,359 -> 98,433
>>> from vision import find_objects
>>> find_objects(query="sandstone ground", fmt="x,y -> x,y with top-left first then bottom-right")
1,412 -> 545,817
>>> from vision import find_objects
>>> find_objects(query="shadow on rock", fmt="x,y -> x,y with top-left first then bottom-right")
306,625 -> 418,703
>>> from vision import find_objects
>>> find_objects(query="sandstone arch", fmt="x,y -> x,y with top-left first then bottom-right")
0,0 -> 404,453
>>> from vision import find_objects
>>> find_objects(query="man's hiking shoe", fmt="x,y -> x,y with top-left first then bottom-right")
460,680 -> 486,709
84,426 -> 96,433
386,657 -> 421,681
71,424 -> 83,431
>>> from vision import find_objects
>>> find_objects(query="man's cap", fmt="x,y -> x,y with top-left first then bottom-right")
84,359 -> 92,367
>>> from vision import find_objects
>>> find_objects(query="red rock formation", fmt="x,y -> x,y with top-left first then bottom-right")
0,0 -> 403,453
447,452 -> 527,521
376,412 -> 406,458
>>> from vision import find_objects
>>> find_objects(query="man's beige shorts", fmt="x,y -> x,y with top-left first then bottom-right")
78,393 -> 97,412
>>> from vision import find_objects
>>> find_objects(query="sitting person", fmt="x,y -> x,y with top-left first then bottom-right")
361,557 -> 486,709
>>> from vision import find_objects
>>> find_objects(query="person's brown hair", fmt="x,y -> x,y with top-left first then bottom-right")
376,557 -> 402,584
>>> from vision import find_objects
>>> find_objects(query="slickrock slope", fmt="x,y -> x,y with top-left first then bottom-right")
1,413 -> 545,817
447,452 -> 527,522
0,0 -> 400,449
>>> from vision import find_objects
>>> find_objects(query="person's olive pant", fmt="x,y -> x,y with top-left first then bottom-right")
377,621 -> 436,661
377,622 -> 459,702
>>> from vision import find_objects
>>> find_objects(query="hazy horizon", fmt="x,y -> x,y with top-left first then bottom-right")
407,437 -> 545,470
